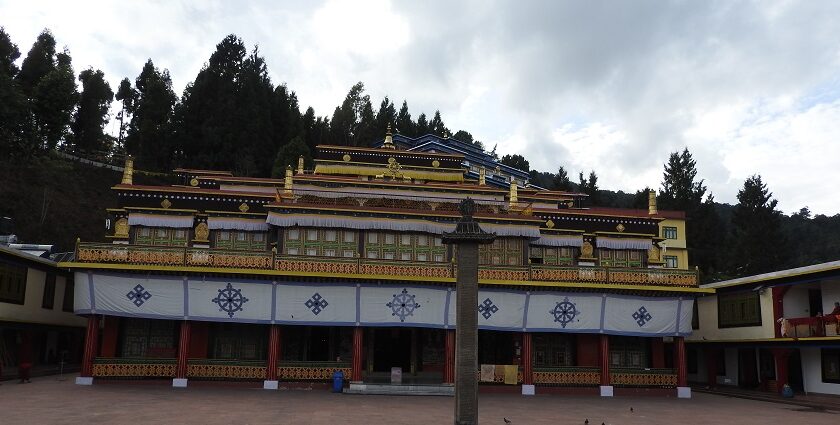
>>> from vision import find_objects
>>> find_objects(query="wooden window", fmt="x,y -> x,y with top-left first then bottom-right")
133,226 -> 188,246
664,255 -> 678,268
288,229 -> 300,240
821,349 -> 840,384
284,227 -> 357,257
609,336 -> 650,368
120,318 -> 177,358
62,276 -> 75,312
717,291 -> 762,328
598,248 -> 644,268
0,261 -> 27,305
479,237 -> 523,266
42,273 -> 56,309
533,333 -> 574,367
215,230 -> 268,250
365,231 -> 445,263
692,300 -> 700,330
663,226 -> 678,239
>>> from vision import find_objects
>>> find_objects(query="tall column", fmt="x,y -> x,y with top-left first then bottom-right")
352,326 -> 364,383
173,320 -> 191,388
676,336 -> 690,398
264,325 -> 281,389
76,315 -> 99,385
444,329 -> 455,384
705,347 -> 719,389
410,329 -> 418,376
599,334 -> 612,397
521,332 -> 534,395
773,348 -> 792,395
443,199 -> 494,425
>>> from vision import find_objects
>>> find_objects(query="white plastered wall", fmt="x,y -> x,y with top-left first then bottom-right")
687,292 -> 775,342
0,267 -> 87,327
801,347 -> 840,395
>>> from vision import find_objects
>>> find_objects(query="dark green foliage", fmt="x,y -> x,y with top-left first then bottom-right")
577,170 -> 598,203
16,29 -> 56,96
330,82 -> 372,147
500,154 -> 529,172
125,60 -> 177,170
429,110 -> 448,137
70,68 -> 113,154
271,136 -> 310,178
0,27 -> 20,76
553,166 -> 572,191
729,175 -> 787,276
395,100 -> 413,136
115,77 -> 133,150
0,28 -> 28,157
33,49 -> 77,150
415,113 -> 429,135
375,96 -> 396,138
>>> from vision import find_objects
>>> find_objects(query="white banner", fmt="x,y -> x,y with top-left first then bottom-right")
75,271 -> 694,336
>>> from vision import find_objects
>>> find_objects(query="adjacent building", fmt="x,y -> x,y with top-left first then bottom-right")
58,131 -> 701,397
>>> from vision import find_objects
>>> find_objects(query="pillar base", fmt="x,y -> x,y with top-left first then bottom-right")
75,376 -> 93,386
521,384 -> 535,395
263,380 -> 279,390
172,378 -> 188,388
600,385 -> 614,397
677,386 -> 692,398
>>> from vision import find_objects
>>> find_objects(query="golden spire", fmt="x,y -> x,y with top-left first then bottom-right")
648,189 -> 658,215
284,165 -> 293,194
383,123 -> 395,149
479,166 -> 486,186
509,176 -> 518,207
297,155 -> 304,175
121,155 -> 134,185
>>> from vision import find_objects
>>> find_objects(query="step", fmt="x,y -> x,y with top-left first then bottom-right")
345,382 -> 454,396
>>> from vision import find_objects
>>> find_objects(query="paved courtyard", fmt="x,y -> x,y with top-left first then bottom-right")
0,376 -> 835,424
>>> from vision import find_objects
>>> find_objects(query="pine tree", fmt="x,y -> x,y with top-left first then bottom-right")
0,27 -> 20,76
70,68 -> 113,154
114,78 -> 133,152
125,60 -> 177,170
729,175 -> 786,276
395,100 -> 413,136
16,29 -> 56,96
32,49 -> 77,150
375,96 -> 396,138
415,113 -> 429,135
500,154 -> 530,172
271,136 -> 310,178
0,28 -> 30,156
552,166 -> 572,191
429,110 -> 448,137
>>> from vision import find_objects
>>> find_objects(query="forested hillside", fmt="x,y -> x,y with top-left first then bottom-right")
1,28 -> 839,281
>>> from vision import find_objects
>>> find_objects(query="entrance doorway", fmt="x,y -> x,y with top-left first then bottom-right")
372,328 -> 411,373
809,289 -> 823,316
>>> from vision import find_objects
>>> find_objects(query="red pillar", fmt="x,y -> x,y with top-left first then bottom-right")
266,325 -> 281,381
676,336 -> 687,387
175,321 -> 191,380
100,316 -> 119,358
522,332 -> 533,386
773,348 -> 792,394
443,329 -> 455,384
772,287 -> 790,338
352,327 -> 364,382
80,315 -> 99,378
599,334 -> 610,386
705,347 -> 719,388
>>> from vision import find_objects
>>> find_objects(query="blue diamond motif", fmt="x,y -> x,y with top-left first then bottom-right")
632,306 -> 653,327
304,293 -> 329,315
387,288 -> 421,322
126,284 -> 152,307
212,283 -> 249,318
478,298 -> 499,320
550,297 -> 580,328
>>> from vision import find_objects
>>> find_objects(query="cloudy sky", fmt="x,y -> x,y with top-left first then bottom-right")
3,0 -> 840,214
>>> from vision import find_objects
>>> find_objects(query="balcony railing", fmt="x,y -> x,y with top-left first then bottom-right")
782,315 -> 840,338
73,242 -> 698,288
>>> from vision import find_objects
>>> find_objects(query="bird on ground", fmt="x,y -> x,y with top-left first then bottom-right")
630,407 -> 634,413
584,420 -> 589,424
503,418 -> 512,424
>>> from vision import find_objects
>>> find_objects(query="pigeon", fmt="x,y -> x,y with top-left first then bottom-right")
585,420 -> 589,425
503,418 -> 512,424
630,407 -> 634,413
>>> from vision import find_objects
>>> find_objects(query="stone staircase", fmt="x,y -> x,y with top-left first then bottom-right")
344,382 -> 454,396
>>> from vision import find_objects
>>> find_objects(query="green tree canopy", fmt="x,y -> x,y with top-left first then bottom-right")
271,136 -> 311,178
500,154 -> 530,172
395,100 -> 413,136
729,175 -> 786,276
32,49 -> 77,150
125,60 -> 177,170
70,68 -> 113,153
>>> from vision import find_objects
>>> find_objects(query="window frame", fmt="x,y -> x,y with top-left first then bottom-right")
42,273 -> 56,309
717,291 -> 762,328
0,261 -> 27,305
663,226 -> 678,239
821,349 -> 840,384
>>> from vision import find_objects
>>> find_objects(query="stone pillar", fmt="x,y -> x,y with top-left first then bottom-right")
352,326 -> 364,382
443,198 -> 495,425
444,329 -> 455,384
264,325 -> 281,389
173,321 -> 191,388
773,348 -> 793,395
76,315 -> 99,385
676,336 -> 690,398
599,334 -> 612,397
521,332 -> 534,395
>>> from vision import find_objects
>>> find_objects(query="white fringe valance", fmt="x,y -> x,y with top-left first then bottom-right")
265,212 -> 540,238
208,217 -> 270,231
128,213 -> 194,228
596,237 -> 652,250
293,185 -> 504,205
531,234 -> 584,247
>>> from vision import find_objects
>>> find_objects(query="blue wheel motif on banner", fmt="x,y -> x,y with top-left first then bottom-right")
387,288 -> 421,322
478,298 -> 499,320
550,297 -> 580,328
126,284 -> 152,307
305,292 -> 329,315
212,282 -> 249,318
632,306 -> 653,327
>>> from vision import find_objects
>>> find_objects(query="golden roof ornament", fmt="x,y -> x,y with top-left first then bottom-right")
649,190 -> 657,215
239,202 -> 249,213
508,176 -> 518,207
342,154 -> 351,162
546,219 -> 555,229
297,155 -> 304,175
616,223 -> 625,232
479,166 -> 486,186
121,155 -> 134,185
284,165 -> 293,194
383,123 -> 395,149
190,177 -> 199,187
161,198 -> 172,209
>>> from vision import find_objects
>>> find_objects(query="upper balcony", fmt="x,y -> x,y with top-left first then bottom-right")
69,242 -> 700,290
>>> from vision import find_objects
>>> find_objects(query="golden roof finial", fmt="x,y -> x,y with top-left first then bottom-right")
509,176 -> 518,207
297,155 -> 304,175
284,165 -> 294,194
479,166 -> 486,186
383,123 -> 395,149
121,155 -> 134,185
648,189 -> 658,215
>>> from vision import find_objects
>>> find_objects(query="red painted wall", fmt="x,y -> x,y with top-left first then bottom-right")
651,338 -> 665,368
189,322 -> 209,358
576,334 -> 599,367
100,316 -> 120,357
